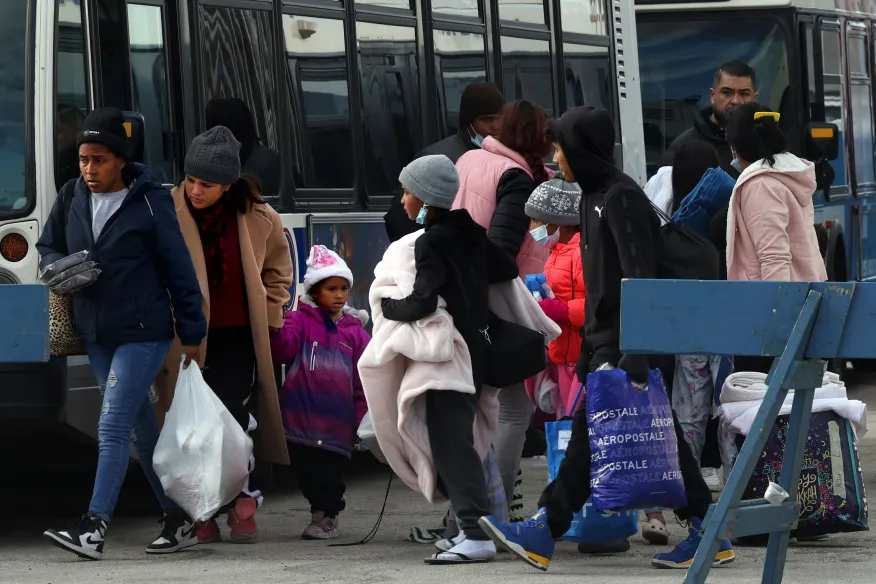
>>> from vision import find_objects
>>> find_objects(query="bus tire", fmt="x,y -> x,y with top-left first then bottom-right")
825,223 -> 848,282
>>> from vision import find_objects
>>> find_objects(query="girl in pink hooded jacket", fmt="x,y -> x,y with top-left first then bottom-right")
725,102 -> 826,374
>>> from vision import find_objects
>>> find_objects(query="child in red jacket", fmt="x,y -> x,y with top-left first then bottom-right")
525,177 -> 585,417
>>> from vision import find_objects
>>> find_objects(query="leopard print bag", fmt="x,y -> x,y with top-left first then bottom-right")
49,291 -> 85,356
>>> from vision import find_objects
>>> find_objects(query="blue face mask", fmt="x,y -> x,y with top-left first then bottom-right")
530,224 -> 560,248
470,124 -> 484,148
416,205 -> 429,225
731,158 -> 741,173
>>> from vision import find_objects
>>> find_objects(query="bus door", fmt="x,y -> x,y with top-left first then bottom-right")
850,21 -> 876,281
126,1 -> 184,185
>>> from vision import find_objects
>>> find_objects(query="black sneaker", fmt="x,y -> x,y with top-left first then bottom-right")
146,509 -> 198,554
43,512 -> 107,560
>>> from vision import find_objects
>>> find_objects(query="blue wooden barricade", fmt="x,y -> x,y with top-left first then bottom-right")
0,284 -> 50,363
620,279 -> 862,584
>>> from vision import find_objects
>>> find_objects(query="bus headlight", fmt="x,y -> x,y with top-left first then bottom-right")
0,233 -> 28,262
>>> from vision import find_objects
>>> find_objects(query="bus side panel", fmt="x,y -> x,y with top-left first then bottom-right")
859,198 -> 876,281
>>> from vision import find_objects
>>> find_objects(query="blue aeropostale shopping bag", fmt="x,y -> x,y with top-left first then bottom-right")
545,386 -> 639,544
587,367 -> 687,512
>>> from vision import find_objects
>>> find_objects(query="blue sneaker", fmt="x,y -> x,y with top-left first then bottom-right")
651,517 -> 736,569
478,508 -> 555,571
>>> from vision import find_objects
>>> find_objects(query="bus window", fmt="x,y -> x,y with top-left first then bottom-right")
848,32 -> 874,187
502,37 -> 555,114
499,0 -> 546,26
434,30 -> 487,136
56,0 -> 89,192
283,16 -> 353,190
560,0 -> 608,36
563,43 -> 612,113
0,0 -> 27,213
199,6 -> 282,197
128,3 -> 174,184
637,18 -> 789,176
357,22 -> 421,200
432,0 -> 479,20
822,28 -> 846,187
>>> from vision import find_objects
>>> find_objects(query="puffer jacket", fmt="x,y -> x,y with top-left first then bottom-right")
544,233 -> 585,365
270,299 -> 371,457
454,137 -> 551,275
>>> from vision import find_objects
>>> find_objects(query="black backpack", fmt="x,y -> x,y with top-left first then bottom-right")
650,202 -> 721,281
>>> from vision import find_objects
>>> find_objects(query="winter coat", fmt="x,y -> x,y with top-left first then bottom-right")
454,137 -> 551,276
384,131 -> 477,243
544,233 -> 586,366
673,167 -> 737,238
271,299 -> 370,458
381,209 -> 520,388
552,107 -> 661,373
36,165 -> 206,348
153,185 -> 293,465
661,107 -> 736,173
727,153 -> 827,283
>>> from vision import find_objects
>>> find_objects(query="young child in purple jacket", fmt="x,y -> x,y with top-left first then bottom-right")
270,245 -> 371,540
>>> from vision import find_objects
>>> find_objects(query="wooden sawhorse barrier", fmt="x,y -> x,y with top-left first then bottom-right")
620,279 -> 862,584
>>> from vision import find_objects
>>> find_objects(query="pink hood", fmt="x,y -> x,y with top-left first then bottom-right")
453,136 -> 551,275
726,153 -> 827,282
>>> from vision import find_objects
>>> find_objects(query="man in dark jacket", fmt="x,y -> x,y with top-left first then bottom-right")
384,83 -> 505,242
661,60 -> 757,175
478,107 -> 736,572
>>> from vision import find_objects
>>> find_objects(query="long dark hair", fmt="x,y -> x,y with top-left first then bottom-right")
497,100 -> 552,185
671,142 -> 720,212
180,174 -> 266,213
726,101 -> 787,166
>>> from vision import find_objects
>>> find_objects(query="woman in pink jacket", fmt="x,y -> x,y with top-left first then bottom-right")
453,99 -> 552,516
725,102 -> 827,373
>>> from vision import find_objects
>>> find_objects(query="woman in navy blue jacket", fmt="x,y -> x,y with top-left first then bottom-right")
37,108 -> 207,560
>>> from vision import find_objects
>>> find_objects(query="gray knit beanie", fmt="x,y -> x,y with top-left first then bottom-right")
398,155 -> 459,209
184,125 -> 241,185
525,177 -> 582,225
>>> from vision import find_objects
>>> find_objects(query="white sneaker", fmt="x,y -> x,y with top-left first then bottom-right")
44,513 -> 107,560
701,467 -> 722,492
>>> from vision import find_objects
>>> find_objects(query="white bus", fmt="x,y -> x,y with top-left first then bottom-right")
635,0 -> 872,287
0,0 -> 644,439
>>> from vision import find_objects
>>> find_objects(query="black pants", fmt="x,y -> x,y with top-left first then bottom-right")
202,326 -> 256,506
539,357 -> 712,539
288,443 -> 348,517
701,417 -> 722,468
426,388 -> 491,540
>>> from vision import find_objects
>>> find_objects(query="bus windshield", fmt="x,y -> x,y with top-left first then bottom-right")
637,16 -> 790,176
0,0 -> 29,215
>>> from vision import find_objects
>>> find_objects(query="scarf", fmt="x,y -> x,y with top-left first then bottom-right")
186,194 -> 237,289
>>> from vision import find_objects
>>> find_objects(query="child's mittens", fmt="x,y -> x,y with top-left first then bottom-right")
539,297 -> 569,325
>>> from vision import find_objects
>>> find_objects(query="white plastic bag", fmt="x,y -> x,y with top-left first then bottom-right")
153,357 -> 253,521
357,411 -> 387,464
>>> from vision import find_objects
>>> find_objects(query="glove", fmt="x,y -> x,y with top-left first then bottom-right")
538,297 -> 569,324
618,353 -> 650,385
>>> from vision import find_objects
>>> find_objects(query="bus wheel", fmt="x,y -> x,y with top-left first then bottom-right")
825,223 -> 847,282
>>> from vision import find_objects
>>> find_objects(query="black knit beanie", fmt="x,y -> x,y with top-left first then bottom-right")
458,83 -> 506,130
78,107 -> 129,159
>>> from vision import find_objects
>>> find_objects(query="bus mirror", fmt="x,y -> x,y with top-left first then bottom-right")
122,111 -> 146,164
806,122 -> 839,162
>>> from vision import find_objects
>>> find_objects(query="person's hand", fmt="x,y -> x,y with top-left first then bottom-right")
181,346 -> 201,369
269,326 -> 280,334
538,297 -> 569,324
618,353 -> 650,385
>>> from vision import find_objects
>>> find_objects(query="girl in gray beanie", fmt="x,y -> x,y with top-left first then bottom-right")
381,154 -> 519,564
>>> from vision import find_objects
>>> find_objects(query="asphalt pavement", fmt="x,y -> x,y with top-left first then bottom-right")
3,376 -> 875,583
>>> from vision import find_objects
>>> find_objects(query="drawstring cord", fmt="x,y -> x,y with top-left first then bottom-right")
329,471 -> 393,546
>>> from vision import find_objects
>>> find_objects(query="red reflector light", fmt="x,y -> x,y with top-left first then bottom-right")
0,233 -> 28,262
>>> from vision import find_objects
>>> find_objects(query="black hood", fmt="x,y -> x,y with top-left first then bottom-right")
694,107 -> 727,143
551,106 -> 617,194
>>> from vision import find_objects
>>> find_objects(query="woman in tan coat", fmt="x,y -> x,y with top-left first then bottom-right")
154,125 -> 293,544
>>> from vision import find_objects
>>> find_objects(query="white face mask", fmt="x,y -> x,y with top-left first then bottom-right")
529,224 -> 561,248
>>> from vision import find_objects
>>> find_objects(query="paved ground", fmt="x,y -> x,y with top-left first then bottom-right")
4,378 -> 875,583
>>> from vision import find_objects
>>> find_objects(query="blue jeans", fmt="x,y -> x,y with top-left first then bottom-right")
86,339 -> 176,521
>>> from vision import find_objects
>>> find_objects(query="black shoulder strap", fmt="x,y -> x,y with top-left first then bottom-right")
648,199 -> 673,225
